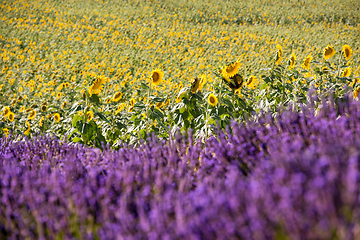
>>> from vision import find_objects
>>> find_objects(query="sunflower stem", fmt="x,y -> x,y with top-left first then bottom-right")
146,81 -> 151,134
337,51 -> 343,78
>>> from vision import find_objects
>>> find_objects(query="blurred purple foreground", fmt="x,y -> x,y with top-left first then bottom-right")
1,95 -> 360,239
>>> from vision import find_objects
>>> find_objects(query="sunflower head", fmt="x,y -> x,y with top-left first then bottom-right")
246,75 -> 259,89
302,55 -> 313,70
341,67 -> 351,78
86,111 -> 94,121
2,128 -> 9,138
130,98 -> 136,106
28,110 -> 36,120
322,66 -> 330,74
221,61 -> 241,80
343,45 -> 352,61
8,112 -> 14,122
150,69 -> 164,86
191,78 -> 200,94
208,93 -> 218,107
323,45 -> 336,60
276,44 -> 283,65
289,52 -> 296,69
354,88 -> 360,99
3,106 -> 10,116
88,77 -> 104,96
54,113 -> 61,122
113,92 -> 123,102
227,74 -> 244,90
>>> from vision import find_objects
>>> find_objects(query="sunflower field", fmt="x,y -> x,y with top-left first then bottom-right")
0,0 -> 360,238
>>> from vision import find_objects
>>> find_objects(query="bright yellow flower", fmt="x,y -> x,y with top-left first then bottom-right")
24,121 -> 31,135
88,77 -> 105,96
191,78 -> 200,94
3,106 -> 10,116
302,55 -> 313,70
343,45 -> 352,60
221,61 -> 241,79
113,92 -> 123,102
341,67 -> 351,78
323,45 -> 336,60
2,128 -> 9,138
28,110 -> 36,120
246,75 -> 258,89
39,116 -> 45,127
208,93 -> 218,106
8,112 -> 14,122
86,111 -> 94,121
354,88 -> 360,99
289,52 -> 296,69
276,44 -> 283,65
130,98 -> 136,106
53,113 -> 61,122
150,69 -> 163,86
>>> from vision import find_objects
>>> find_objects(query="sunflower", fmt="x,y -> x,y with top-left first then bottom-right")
343,45 -> 352,60
28,110 -> 36,120
24,121 -> 31,135
56,92 -> 62,100
289,52 -> 296,69
41,105 -> 47,112
221,61 -> 241,79
208,93 -> 218,107
191,78 -> 200,94
61,101 -> 67,109
113,92 -> 123,102
341,67 -> 351,78
8,112 -> 14,122
227,74 -> 244,90
20,106 -> 25,112
2,128 -> 9,138
302,55 -> 313,70
130,98 -> 136,106
322,66 -> 330,73
86,111 -> 94,121
276,44 -> 283,65
354,88 -> 360,99
88,77 -> 105,96
323,45 -> 336,60
246,76 -> 258,89
3,106 -> 10,116
39,116 -> 45,127
53,113 -> 61,122
150,69 -> 164,86
198,74 -> 207,91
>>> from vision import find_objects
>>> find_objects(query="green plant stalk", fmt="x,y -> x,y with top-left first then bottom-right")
82,91 -> 89,145
337,51 -> 343,78
146,80 -> 152,133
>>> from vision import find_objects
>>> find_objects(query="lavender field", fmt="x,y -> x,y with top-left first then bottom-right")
1,93 -> 360,239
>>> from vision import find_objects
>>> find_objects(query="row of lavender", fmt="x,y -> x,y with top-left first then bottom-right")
1,94 -> 360,239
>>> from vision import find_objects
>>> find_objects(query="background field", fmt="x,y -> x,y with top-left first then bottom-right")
0,0 -> 359,145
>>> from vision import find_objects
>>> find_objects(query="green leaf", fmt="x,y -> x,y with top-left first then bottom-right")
140,82 -> 149,89
94,112 -> 110,123
89,94 -> 100,105
72,137 -> 83,143
151,97 -> 165,102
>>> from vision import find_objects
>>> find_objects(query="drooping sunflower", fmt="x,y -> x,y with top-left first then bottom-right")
289,52 -> 296,69
323,45 -> 336,60
150,69 -> 164,86
343,45 -> 352,60
341,67 -> 351,78
208,93 -> 218,107
198,74 -> 207,91
113,92 -> 123,102
276,44 -> 283,65
28,110 -> 36,120
8,112 -> 14,122
227,74 -> 244,91
302,55 -> 313,70
54,113 -> 61,122
191,78 -> 200,94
